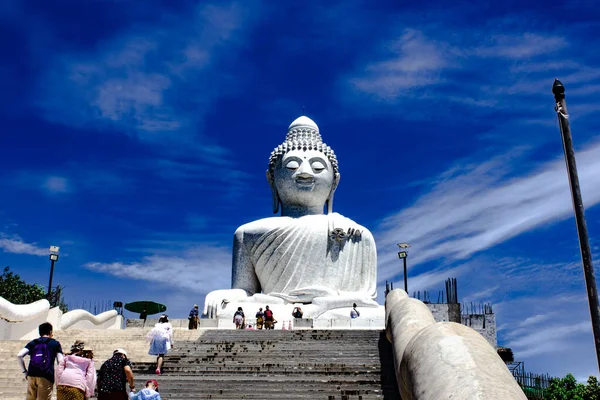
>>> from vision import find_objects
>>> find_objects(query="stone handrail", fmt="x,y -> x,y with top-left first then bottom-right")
60,309 -> 119,330
385,289 -> 527,400
0,296 -> 50,322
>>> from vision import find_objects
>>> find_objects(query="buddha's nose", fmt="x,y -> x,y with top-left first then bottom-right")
297,162 -> 313,178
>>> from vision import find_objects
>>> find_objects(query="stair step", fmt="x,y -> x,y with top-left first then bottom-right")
0,329 -> 400,400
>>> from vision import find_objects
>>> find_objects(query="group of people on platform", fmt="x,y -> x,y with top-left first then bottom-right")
188,301 -> 361,331
231,305 -> 279,330
17,318 -> 174,400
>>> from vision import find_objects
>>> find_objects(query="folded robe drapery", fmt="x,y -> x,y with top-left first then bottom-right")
246,213 -> 377,303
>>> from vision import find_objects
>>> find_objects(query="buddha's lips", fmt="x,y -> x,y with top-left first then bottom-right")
296,177 -> 315,186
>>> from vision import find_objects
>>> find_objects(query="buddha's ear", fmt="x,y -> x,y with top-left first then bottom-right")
266,170 -> 280,214
326,172 -> 341,214
333,172 -> 340,192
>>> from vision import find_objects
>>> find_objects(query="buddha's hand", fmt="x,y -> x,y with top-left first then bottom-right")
310,295 -> 379,318
203,289 -> 248,319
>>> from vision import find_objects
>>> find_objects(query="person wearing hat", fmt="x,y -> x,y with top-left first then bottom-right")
188,304 -> 199,330
55,340 -> 97,400
128,380 -> 162,400
97,349 -> 135,400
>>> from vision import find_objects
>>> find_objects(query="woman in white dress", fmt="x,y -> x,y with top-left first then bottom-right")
146,315 -> 174,375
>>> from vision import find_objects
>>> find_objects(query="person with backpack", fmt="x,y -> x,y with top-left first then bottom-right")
233,307 -> 245,329
264,305 -> 275,329
56,340 -> 96,399
188,304 -> 199,330
255,307 -> 264,330
17,322 -> 64,400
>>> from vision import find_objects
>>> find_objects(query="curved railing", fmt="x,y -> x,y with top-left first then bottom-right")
385,289 -> 527,400
0,296 -> 50,322
60,309 -> 119,330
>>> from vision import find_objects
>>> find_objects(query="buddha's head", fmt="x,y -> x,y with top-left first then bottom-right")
267,116 -> 340,216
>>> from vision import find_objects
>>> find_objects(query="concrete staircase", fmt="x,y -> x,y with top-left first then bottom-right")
0,329 -> 400,400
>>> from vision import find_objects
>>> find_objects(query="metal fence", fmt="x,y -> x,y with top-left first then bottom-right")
66,299 -> 116,315
507,361 -> 554,399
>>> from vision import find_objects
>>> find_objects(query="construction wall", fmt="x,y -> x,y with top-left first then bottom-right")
462,313 -> 497,348
426,303 -> 461,323
425,303 -> 497,348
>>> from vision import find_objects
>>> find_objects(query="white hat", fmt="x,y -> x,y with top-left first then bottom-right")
114,348 -> 127,356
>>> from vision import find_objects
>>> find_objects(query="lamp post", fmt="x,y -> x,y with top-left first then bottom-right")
397,243 -> 410,293
553,79 -> 600,372
47,246 -> 60,298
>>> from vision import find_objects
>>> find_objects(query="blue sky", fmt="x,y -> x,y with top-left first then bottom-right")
2,0 -> 600,379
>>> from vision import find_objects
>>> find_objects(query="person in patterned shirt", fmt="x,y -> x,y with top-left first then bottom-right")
97,349 -> 135,400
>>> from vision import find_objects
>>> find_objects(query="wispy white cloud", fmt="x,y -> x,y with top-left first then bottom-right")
84,244 -> 231,294
41,176 -> 71,194
347,29 -> 448,100
0,235 -> 48,256
11,169 -> 129,196
518,312 -> 556,328
472,33 -> 567,59
344,26 -> 600,120
375,140 -> 600,280
461,285 -> 500,304
506,321 -> 590,357
38,1 -> 258,151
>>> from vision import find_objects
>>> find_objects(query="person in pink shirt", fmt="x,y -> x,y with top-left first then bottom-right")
56,341 -> 97,400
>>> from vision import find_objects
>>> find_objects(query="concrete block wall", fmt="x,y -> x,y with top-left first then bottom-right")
425,303 -> 461,323
462,313 -> 497,348
424,303 -> 497,349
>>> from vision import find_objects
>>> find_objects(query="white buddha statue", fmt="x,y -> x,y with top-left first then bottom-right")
203,116 -> 379,319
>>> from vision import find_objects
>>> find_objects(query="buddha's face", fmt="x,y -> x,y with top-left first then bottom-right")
273,149 -> 336,209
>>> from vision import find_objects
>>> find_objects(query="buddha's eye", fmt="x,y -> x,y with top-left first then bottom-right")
311,161 -> 325,172
285,160 -> 299,170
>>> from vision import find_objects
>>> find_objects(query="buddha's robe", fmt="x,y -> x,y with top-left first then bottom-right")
234,213 -> 377,303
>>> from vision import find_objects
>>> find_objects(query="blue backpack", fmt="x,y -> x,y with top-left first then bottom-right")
28,339 -> 53,376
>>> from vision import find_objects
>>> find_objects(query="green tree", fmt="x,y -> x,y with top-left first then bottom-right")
0,266 -> 68,312
545,373 -> 600,400
583,376 -> 600,400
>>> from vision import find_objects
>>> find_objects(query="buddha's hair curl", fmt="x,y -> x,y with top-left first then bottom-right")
268,128 -> 339,175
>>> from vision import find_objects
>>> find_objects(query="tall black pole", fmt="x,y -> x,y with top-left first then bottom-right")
403,257 -> 408,293
553,79 -> 600,372
47,259 -> 55,298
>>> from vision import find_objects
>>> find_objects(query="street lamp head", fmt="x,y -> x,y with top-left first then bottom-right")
552,79 -> 565,96
49,246 -> 60,254
49,254 -> 59,261
397,243 -> 410,249
398,251 -> 408,259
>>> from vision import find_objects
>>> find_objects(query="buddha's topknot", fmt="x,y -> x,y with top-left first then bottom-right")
268,126 -> 339,175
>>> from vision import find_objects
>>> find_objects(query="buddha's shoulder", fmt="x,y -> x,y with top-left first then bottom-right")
234,217 -> 293,236
234,214 -> 374,240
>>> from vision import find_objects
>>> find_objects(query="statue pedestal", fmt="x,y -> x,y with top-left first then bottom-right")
214,302 -> 385,330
